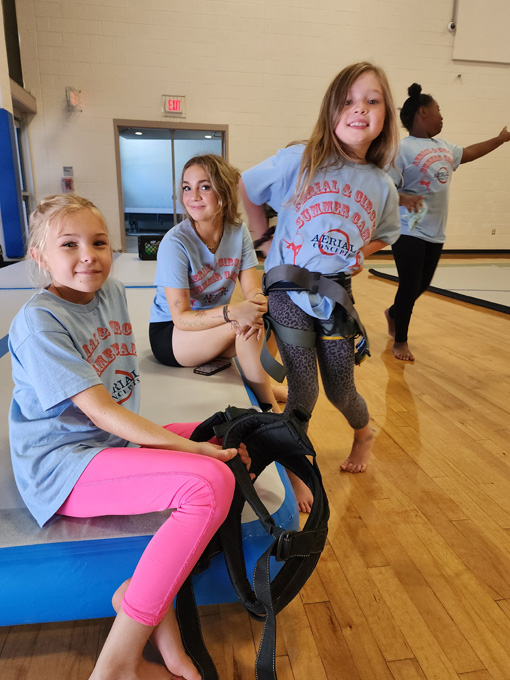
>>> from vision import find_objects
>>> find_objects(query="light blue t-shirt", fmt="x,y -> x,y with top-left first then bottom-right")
242,144 -> 400,318
387,136 -> 463,243
150,219 -> 258,323
8,278 -> 140,527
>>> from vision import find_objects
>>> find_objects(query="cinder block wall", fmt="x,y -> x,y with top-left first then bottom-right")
14,0 -> 510,250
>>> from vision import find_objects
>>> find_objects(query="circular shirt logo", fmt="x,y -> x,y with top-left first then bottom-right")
435,167 -> 449,184
318,229 -> 351,256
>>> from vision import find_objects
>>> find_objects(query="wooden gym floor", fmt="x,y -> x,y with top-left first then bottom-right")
1,256 -> 509,680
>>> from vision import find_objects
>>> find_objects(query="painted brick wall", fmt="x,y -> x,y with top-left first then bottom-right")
13,0 -> 510,250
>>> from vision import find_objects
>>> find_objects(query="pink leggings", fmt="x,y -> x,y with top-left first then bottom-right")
57,422 -> 235,627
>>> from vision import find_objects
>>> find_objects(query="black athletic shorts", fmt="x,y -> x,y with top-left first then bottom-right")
149,321 -> 183,367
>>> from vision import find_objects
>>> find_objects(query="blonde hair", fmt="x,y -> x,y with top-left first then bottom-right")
294,62 -> 399,203
27,194 -> 110,286
180,154 -> 243,227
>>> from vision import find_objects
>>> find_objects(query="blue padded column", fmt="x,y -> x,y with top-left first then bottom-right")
0,108 -> 25,258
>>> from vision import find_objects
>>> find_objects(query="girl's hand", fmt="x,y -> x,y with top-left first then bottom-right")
230,298 -> 266,330
237,294 -> 267,339
400,193 -> 424,212
251,292 -> 268,314
195,441 -> 238,461
195,441 -> 254,477
239,324 -> 263,341
499,125 -> 510,143
350,249 -> 364,276
236,442 -> 252,472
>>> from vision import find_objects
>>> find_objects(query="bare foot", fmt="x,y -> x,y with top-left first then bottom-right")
384,308 -> 395,338
151,608 -> 200,680
90,657 -> 172,680
340,426 -> 374,473
112,581 -> 200,680
90,606 -> 173,680
286,469 -> 313,513
271,383 -> 288,404
392,341 -> 415,361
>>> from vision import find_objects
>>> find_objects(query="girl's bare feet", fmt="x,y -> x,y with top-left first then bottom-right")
340,425 -> 374,473
90,657 -> 172,680
384,308 -> 395,338
392,341 -> 415,361
150,607 -> 200,680
89,608 -> 172,680
286,469 -> 313,513
112,581 -> 200,680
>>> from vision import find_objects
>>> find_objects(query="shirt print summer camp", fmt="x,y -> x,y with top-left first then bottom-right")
189,257 -> 240,307
282,175 -> 383,271
411,145 -> 455,193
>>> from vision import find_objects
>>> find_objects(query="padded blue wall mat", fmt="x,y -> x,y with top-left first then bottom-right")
0,109 -> 25,259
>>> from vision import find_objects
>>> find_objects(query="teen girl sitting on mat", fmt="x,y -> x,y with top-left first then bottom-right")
385,83 -> 510,361
240,62 -> 401,506
8,194 -> 251,680
149,153 -> 285,411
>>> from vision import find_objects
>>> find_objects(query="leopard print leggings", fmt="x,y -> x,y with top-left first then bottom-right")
268,290 -> 369,431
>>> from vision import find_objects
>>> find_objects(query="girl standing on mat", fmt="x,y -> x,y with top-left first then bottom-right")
240,62 -> 401,500
385,83 -> 510,361
149,154 -> 283,410
8,194 -> 250,680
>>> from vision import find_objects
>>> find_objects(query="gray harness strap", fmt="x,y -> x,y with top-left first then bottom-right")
261,264 -> 370,381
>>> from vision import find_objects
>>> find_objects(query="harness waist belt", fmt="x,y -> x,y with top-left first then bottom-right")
261,265 -> 370,381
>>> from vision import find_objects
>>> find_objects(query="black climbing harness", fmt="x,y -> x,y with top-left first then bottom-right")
175,405 -> 330,680
260,264 -> 371,382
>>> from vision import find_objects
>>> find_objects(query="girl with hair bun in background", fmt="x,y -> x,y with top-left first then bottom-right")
385,83 -> 510,362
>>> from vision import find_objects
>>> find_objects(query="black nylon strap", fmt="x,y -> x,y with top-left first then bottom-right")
175,574 -> 218,680
253,546 -> 278,680
260,320 -> 290,383
183,408 -> 330,680
226,456 -> 278,534
263,264 -> 368,343
260,264 -> 371,379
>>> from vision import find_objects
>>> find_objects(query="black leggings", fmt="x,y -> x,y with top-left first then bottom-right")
268,291 -> 369,432
389,235 -> 443,343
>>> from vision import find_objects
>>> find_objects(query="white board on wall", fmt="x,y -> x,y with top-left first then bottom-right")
453,0 -> 510,64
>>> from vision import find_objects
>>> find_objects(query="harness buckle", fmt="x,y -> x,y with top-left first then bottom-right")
275,530 -> 297,562
310,271 -> 321,295
262,273 -> 268,295
354,336 -> 371,365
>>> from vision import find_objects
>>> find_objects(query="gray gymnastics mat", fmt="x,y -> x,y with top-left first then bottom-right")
369,262 -> 510,313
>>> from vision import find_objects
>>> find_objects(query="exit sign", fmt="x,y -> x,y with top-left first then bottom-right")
162,95 -> 186,117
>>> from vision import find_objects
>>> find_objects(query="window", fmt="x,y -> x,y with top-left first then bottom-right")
114,121 -> 227,251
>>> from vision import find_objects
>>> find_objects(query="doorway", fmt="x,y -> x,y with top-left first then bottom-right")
114,121 -> 227,252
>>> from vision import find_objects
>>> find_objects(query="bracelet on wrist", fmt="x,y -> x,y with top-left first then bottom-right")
222,304 -> 231,323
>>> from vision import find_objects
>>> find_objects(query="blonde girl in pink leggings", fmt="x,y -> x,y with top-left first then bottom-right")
8,195 -> 249,680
